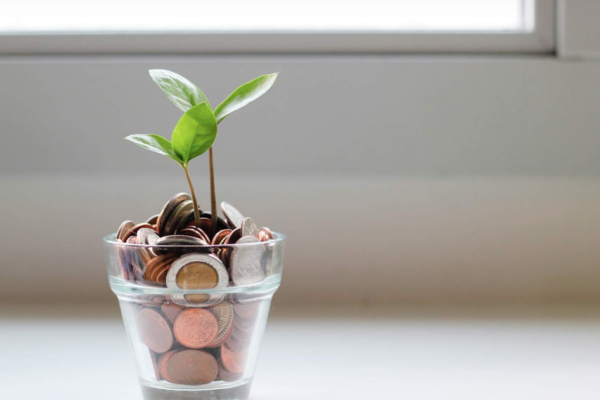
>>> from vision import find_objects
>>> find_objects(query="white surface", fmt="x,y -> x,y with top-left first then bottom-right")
1,305 -> 600,399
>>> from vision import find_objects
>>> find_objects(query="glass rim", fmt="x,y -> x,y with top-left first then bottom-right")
103,231 -> 286,249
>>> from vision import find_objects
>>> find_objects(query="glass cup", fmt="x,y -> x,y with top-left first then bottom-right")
104,232 -> 285,400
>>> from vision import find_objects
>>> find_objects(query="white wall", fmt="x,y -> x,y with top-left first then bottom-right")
1,55 -> 600,305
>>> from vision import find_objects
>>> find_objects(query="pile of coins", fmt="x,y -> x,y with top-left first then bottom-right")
115,193 -> 275,385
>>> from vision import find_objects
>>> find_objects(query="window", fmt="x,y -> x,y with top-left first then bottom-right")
0,0 -> 555,54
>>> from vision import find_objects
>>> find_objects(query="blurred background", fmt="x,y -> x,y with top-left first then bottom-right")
1,1 -> 600,399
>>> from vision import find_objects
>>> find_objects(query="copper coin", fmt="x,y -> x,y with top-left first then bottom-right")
117,220 -> 135,241
144,254 -> 178,282
259,227 -> 274,240
223,335 -> 249,352
137,308 -> 174,354
220,343 -> 248,374
157,193 -> 192,236
173,309 -> 219,349
194,218 -> 214,238
165,350 -> 218,385
225,228 -> 241,245
123,223 -> 154,242
218,362 -> 243,382
199,212 -> 230,231
211,229 -> 232,246
159,350 -> 179,381
149,349 -> 161,381
179,227 -> 211,243
258,230 -> 268,242
155,265 -> 171,284
161,303 -> 186,324
146,214 -> 159,225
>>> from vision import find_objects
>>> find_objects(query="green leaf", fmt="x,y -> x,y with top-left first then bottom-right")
171,102 -> 218,163
124,134 -> 183,164
214,73 -> 278,124
149,69 -> 211,112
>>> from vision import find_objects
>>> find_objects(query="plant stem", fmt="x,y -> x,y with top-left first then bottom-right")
183,164 -> 201,227
209,147 -> 218,236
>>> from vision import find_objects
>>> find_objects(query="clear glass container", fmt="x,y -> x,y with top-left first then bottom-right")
104,232 -> 285,400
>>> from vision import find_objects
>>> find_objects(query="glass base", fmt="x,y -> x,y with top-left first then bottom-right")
140,378 -> 252,400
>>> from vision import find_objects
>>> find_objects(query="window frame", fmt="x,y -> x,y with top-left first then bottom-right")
0,0 -> 555,55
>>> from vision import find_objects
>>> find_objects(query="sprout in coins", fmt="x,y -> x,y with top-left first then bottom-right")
124,101 -> 217,227
144,69 -> 278,234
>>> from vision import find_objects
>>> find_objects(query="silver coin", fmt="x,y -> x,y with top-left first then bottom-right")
209,301 -> 234,345
221,202 -> 245,229
146,232 -> 160,246
231,236 -> 266,286
241,217 -> 259,238
136,228 -> 156,245
166,253 -> 229,307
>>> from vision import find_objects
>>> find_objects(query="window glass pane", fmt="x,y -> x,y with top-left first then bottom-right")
2,0 -> 531,33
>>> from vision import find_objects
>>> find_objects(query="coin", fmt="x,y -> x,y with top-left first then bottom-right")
211,229 -> 232,246
241,217 -> 259,238
157,193 -> 192,236
122,223 -> 154,242
173,309 -> 219,349
179,227 -> 211,243
158,350 -> 179,381
153,235 -> 208,256
220,343 -> 248,374
230,236 -> 266,286
146,214 -> 159,225
144,254 -> 178,283
137,308 -> 174,354
161,303 -> 186,324
222,334 -> 249,352
233,302 -> 259,319
218,363 -> 243,382
200,211 -> 230,231
166,253 -> 229,306
259,227 -> 274,240
164,199 -> 194,236
208,302 -> 234,347
149,349 -> 161,381
117,220 -> 135,241
165,350 -> 218,385
231,326 -> 253,342
208,321 -> 234,348
233,315 -> 256,332
221,202 -> 245,229
137,228 -> 156,245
